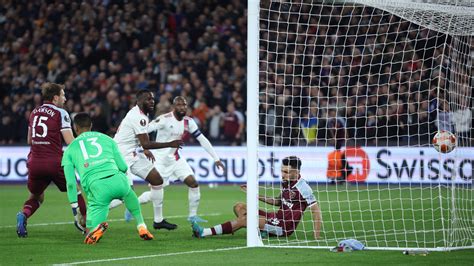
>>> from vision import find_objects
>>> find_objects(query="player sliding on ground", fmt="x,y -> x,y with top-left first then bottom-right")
61,113 -> 154,244
192,156 -> 321,239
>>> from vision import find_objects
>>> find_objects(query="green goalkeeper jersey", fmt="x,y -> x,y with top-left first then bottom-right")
61,131 -> 128,203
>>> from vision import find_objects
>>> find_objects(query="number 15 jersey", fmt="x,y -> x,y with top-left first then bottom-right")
28,102 -> 71,160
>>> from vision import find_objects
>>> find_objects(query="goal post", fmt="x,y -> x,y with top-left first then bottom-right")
247,0 -> 473,250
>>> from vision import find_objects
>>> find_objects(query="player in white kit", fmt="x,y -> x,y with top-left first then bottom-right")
111,89 -> 183,230
145,96 -> 225,228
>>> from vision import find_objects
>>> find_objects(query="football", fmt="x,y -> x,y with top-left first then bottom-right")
432,130 -> 457,153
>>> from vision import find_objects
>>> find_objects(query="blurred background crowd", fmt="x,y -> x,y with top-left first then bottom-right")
0,0 -> 246,145
0,0 -> 472,146
259,2 -> 473,147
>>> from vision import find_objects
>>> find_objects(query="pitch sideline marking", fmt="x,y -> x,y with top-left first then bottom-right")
53,246 -> 248,265
0,213 -> 223,229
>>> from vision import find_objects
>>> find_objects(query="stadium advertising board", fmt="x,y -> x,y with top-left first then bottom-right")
1,146 -> 472,184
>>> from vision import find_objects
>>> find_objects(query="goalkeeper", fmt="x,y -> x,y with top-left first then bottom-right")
61,112 -> 154,244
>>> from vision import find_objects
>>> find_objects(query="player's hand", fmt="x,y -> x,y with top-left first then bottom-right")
169,140 -> 184,149
240,185 -> 247,193
144,149 -> 155,163
71,203 -> 86,234
215,160 -> 225,171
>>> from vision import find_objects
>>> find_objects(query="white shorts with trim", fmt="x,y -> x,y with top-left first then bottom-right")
155,157 -> 194,186
126,153 -> 155,185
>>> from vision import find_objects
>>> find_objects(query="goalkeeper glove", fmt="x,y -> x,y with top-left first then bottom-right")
71,202 -> 86,234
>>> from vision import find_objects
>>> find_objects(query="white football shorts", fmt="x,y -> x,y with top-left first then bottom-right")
155,157 -> 194,186
126,153 -> 155,185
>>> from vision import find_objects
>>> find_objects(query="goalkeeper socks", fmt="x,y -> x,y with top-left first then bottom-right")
188,187 -> 200,217
138,191 -> 151,204
22,199 -> 40,218
150,185 -> 164,223
123,189 -> 145,226
77,192 -> 87,218
109,199 -> 123,209
203,221 -> 233,236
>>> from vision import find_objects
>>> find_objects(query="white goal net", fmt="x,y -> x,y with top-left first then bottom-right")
247,0 -> 473,250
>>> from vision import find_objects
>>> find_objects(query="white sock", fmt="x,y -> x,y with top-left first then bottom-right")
109,199 -> 123,209
138,191 -> 151,204
202,228 -> 213,237
188,187 -> 200,218
202,225 -> 222,236
150,185 -> 164,223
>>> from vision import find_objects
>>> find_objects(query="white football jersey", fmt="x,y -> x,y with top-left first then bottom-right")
148,112 -> 201,162
114,105 -> 150,159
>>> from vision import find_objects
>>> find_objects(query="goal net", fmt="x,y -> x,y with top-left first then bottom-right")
247,0 -> 473,250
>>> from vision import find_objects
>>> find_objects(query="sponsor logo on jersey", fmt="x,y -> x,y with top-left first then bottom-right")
289,190 -> 296,199
64,115 -> 70,123
282,198 -> 294,209
140,119 -> 147,126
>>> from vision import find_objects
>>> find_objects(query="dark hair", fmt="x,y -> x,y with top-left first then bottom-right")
136,89 -> 152,101
282,156 -> 302,170
73,112 -> 92,129
41,82 -> 65,101
173,96 -> 187,105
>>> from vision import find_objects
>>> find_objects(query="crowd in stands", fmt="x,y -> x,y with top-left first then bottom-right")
1,1 -> 471,146
0,0 -> 246,145
258,2 -> 472,147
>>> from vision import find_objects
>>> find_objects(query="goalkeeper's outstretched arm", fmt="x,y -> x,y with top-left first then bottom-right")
310,202 -> 322,239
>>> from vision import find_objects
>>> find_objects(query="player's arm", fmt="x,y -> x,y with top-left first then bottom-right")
136,133 -> 183,150
310,202 -> 322,239
258,195 -> 282,206
112,140 -> 128,173
61,129 -> 75,144
240,185 -> 281,206
61,149 -> 86,233
27,127 -> 32,145
195,134 -> 225,170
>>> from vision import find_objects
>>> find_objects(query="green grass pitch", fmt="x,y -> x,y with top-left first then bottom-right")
0,184 -> 472,265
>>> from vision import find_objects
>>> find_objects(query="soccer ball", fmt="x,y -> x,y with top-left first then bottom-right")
432,131 -> 456,153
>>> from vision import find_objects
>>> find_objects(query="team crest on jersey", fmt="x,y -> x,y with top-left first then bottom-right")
289,190 -> 296,199
140,119 -> 147,126
84,162 -> 89,168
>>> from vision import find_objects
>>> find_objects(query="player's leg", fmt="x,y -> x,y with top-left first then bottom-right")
183,175 -> 207,223
17,167 -> 49,237
54,168 -> 87,224
192,212 -> 267,238
84,181 -> 112,244
122,186 -> 154,240
147,161 -> 178,230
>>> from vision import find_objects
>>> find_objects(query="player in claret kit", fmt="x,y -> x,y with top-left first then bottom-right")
62,113 -> 153,244
192,156 -> 321,239
16,82 -> 87,237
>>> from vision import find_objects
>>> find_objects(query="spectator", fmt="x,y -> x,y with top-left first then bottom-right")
0,1 -> 246,144
222,102 -> 244,146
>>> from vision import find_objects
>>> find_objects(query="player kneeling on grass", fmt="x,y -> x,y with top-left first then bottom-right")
192,156 -> 321,239
61,112 -> 153,244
